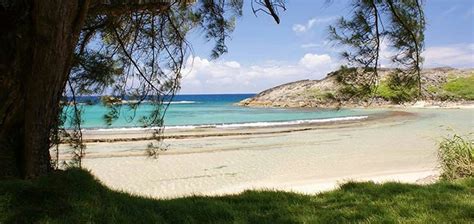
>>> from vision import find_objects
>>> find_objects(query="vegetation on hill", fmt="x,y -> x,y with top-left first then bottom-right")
0,168 -> 473,223
442,75 -> 474,100
329,67 -> 473,104
375,75 -> 418,103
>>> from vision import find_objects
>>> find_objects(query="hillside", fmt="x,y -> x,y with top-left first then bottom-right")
239,67 -> 474,108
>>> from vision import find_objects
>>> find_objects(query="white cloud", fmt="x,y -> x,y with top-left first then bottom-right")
224,61 -> 240,68
299,53 -> 332,69
292,24 -> 307,33
180,54 -> 338,94
292,16 -> 336,34
179,43 -> 474,94
339,41 -> 474,69
379,40 -> 397,68
423,43 -> 474,68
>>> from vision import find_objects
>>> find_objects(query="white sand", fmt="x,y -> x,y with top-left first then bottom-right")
61,108 -> 473,199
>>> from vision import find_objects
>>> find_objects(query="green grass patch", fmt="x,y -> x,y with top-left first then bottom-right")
375,75 -> 417,103
439,134 -> 474,180
442,75 -> 474,100
1,169 -> 473,223
375,81 -> 395,100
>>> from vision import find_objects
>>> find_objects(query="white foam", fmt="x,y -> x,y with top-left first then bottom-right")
168,101 -> 197,104
87,115 -> 368,132
212,116 -> 368,128
118,100 -> 197,104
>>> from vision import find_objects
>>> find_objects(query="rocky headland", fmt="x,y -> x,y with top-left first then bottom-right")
238,67 -> 474,108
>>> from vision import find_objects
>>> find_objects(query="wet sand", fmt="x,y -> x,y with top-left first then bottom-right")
59,108 -> 473,198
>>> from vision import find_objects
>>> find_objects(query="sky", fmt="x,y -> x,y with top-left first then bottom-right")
179,0 -> 474,94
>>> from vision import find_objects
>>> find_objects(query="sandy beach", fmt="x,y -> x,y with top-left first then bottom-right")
59,108 -> 473,199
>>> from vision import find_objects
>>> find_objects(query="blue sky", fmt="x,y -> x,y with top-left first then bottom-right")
180,0 -> 474,94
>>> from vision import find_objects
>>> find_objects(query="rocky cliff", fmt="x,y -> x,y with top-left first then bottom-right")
238,67 -> 474,108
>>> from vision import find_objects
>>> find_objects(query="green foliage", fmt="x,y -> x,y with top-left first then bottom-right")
191,0 -> 242,59
1,169 -> 473,223
333,66 -> 374,101
328,1 -> 381,69
101,96 -> 122,126
328,0 -> 382,97
57,1 -> 248,166
306,89 -> 336,101
71,51 -> 123,95
426,85 -> 440,94
385,0 -> 425,97
438,134 -> 474,180
442,75 -> 474,100
376,73 -> 417,103
329,0 -> 425,99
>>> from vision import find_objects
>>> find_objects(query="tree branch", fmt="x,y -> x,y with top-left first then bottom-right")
89,0 -> 172,16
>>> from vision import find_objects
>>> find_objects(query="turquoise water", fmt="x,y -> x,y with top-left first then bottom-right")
69,94 -> 379,129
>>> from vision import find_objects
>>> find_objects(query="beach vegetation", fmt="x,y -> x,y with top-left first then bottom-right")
438,134 -> 474,180
332,66 -> 374,101
442,75 -> 474,100
375,73 -> 417,103
1,168 -> 473,223
426,85 -> 441,95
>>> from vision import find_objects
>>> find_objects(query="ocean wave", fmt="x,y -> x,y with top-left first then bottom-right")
117,100 -> 197,104
87,115 -> 368,132
199,115 -> 369,129
168,101 -> 197,104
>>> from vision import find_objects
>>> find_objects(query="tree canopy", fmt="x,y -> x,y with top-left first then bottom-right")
328,0 -> 425,101
0,0 -> 425,178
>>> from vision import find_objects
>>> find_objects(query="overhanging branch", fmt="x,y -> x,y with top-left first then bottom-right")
89,0 -> 173,15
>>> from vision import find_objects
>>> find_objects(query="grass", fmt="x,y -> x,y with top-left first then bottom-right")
438,134 -> 474,180
306,88 -> 336,101
442,75 -> 474,100
1,169 -> 473,223
375,77 -> 417,103
375,81 -> 395,100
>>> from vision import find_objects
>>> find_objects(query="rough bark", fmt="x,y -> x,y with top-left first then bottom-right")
0,0 -> 89,178
0,0 -> 171,179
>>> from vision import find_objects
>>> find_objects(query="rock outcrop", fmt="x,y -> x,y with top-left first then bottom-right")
238,67 -> 474,108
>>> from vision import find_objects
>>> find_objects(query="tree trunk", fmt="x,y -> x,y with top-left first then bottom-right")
0,0 -> 89,179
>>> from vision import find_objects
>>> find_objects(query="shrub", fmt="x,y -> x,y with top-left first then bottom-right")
306,89 -> 336,101
438,134 -> 474,180
375,73 -> 417,103
442,75 -> 474,100
333,66 -> 374,101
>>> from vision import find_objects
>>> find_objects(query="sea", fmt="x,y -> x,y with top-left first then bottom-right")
67,94 -> 378,130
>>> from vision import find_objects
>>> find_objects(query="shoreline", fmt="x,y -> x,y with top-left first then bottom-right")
72,102 -> 474,144
78,110 -> 413,143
